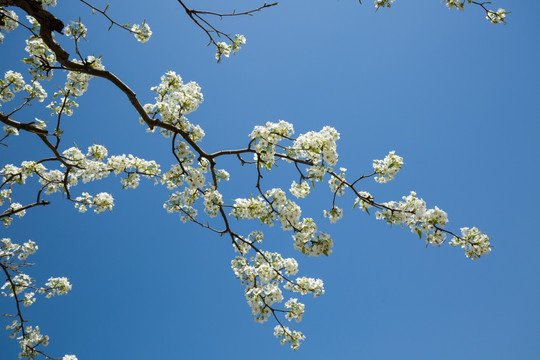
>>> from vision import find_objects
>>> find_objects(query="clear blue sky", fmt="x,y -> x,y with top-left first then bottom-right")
1,0 -> 539,359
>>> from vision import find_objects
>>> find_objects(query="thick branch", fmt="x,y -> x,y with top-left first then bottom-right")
0,112 -> 48,135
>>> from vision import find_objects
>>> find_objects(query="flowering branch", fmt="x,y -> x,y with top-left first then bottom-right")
176,0 -> 276,61
0,0 -> 500,357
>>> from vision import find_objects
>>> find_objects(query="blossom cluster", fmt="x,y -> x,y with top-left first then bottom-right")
249,120 -> 340,185
64,20 -> 88,40
215,34 -> 246,62
144,71 -> 204,140
0,145 -> 161,222
23,29 -> 57,80
162,158 -> 229,222
0,71 -> 25,103
231,248 -> 323,349
232,252 -> 297,321
375,191 -> 451,247
353,191 -> 374,213
1,237 -> 75,359
131,21 -> 152,43
374,0 -> 395,10
274,325 -> 305,351
1,240 -> 72,300
0,71 -> 47,105
230,196 -> 271,223
328,168 -> 347,196
293,218 -> 334,256
202,187 -> 223,217
445,0 -> 507,24
289,181 -> 310,198
231,186 -> 334,256
1,238 -> 38,262
373,0 -> 508,24
445,0 -> 469,11
249,120 -> 295,169
3,125 -> 19,136
486,8 -> 507,24
15,326 -> 49,359
36,0 -> 57,8
231,188 -> 307,233
0,8 -> 18,43
449,227 -> 491,260
374,191 -> 491,258
292,126 -> 340,171
46,56 -> 104,117
373,151 -> 403,183
324,168 -> 347,223
74,192 -> 114,213
67,57 -> 104,96
323,206 -> 343,224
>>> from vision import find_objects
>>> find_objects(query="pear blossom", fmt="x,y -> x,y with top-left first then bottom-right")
353,191 -> 374,213
36,0 -> 57,7
284,298 -> 305,322
375,0 -> 395,10
232,34 -> 246,53
274,325 -> 305,351
0,9 -> 18,43
486,8 -> 507,24
329,167 -> 348,195
132,21 -> 152,43
0,3 -> 499,355
203,188 -> 223,217
290,181 -> 310,198
215,42 -> 232,62
1,71 -> 26,102
64,20 -> 88,39
323,206 -> 343,223
373,150 -> 403,183
3,125 -> 18,136
44,277 -> 72,297
450,227 -> 491,259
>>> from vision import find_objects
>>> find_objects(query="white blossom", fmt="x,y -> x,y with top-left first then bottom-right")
215,42 -> 232,62
374,0 -> 395,10
450,227 -> 491,259
132,21 -> 152,43
36,0 -> 57,7
486,8 -> 507,24
75,192 -> 114,213
64,20 -> 88,39
353,191 -> 374,213
44,277 -> 72,297
329,168 -> 347,195
323,206 -> 343,223
3,125 -> 19,136
274,325 -> 305,351
0,9 -> 19,43
232,34 -> 246,53
203,188 -> 223,217
373,150 -> 403,183
293,126 -> 340,168
1,71 -> 26,102
289,181 -> 310,198
284,298 -> 305,322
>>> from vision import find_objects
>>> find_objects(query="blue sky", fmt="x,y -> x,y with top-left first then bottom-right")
1,0 -> 539,359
